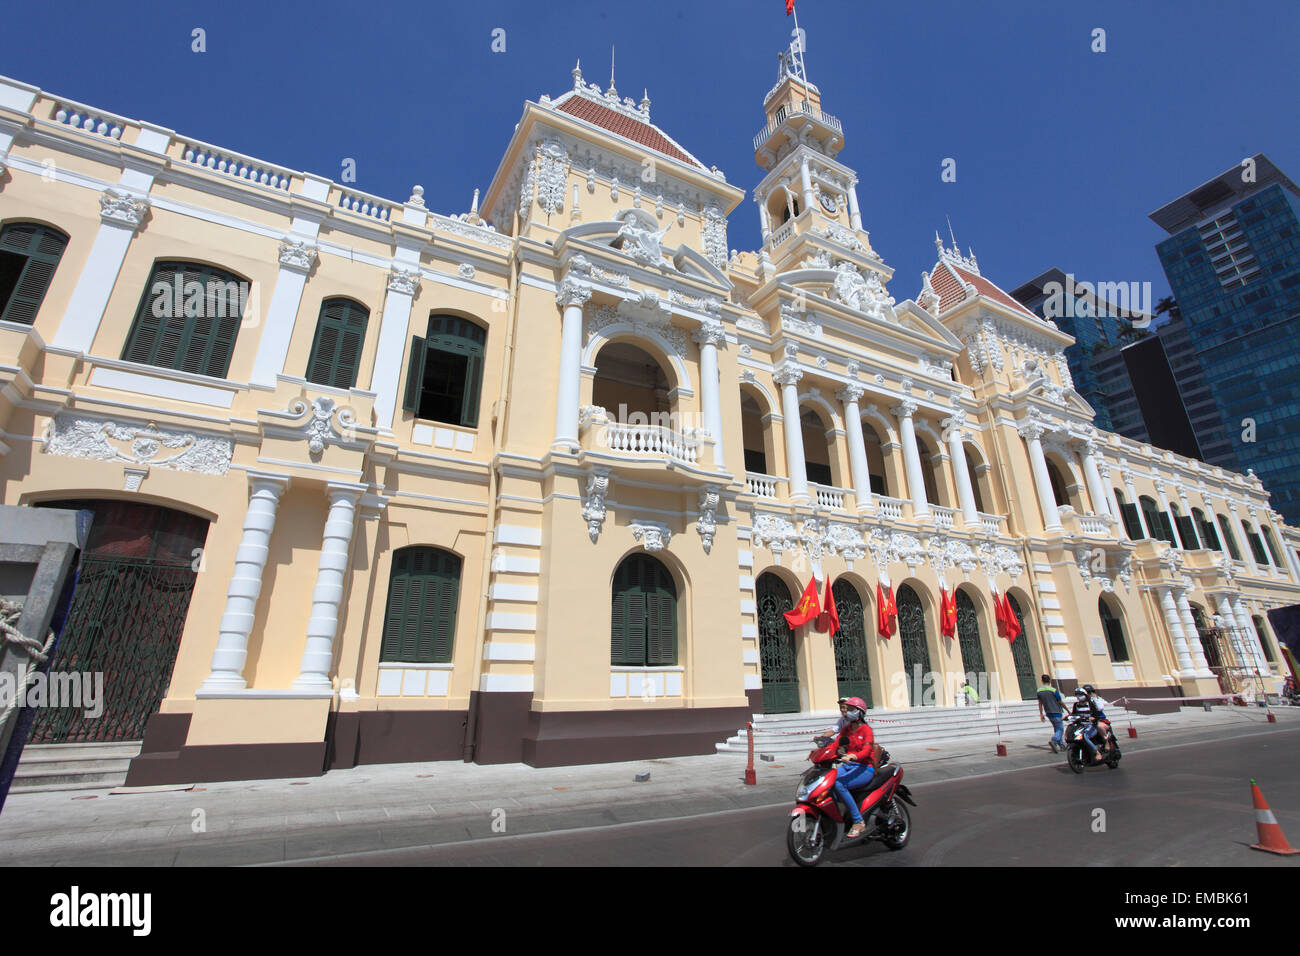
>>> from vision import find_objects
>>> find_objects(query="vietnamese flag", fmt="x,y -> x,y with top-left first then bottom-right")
940,587 -> 957,638
785,576 -> 820,628
992,589 -> 1008,639
786,0 -> 795,14
877,583 -> 897,638
815,577 -> 840,636
1001,593 -> 1022,642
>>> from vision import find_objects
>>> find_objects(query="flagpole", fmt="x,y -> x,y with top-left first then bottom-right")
792,1 -> 807,84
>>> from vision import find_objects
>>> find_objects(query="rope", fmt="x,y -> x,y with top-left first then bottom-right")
0,597 -> 57,731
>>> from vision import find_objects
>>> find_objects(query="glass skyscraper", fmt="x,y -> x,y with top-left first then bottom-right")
1150,154 -> 1300,525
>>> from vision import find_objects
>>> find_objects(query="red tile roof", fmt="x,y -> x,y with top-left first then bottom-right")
556,95 -> 705,169
930,259 -> 1040,321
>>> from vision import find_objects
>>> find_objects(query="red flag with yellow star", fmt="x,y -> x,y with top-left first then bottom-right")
786,0 -> 795,14
785,576 -> 820,628
877,583 -> 897,638
940,587 -> 957,638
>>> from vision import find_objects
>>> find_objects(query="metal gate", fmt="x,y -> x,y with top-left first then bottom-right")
756,573 -> 799,714
30,500 -> 207,744
1006,594 -> 1037,700
831,579 -> 871,703
954,589 -> 986,681
896,585 -> 933,707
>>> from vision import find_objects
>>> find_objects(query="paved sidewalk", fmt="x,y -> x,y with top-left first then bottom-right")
0,704 -> 1292,866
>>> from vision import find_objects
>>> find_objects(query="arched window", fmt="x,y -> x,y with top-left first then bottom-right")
1252,616 -> 1277,663
1005,593 -> 1038,700
1046,460 -> 1069,508
740,389 -> 769,475
380,547 -> 461,663
0,222 -> 68,325
611,553 -> 678,666
1242,522 -> 1269,565
305,297 -> 369,389
964,447 -> 988,513
1261,526 -> 1285,568
1193,508 -> 1222,551
1139,495 -> 1173,544
1116,489 -> 1144,540
1216,514 -> 1243,560
916,437 -> 942,507
403,314 -> 486,427
800,406 -> 834,487
954,588 -> 986,681
122,260 -> 248,378
1170,503 -> 1197,550
831,579 -> 872,703
895,584 -> 933,707
862,420 -> 890,497
1098,595 -> 1130,662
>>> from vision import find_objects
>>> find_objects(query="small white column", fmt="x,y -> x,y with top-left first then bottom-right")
1154,481 -> 1180,548
1096,460 -> 1122,524
943,409 -> 978,527
52,188 -> 150,351
693,319 -> 726,470
1174,589 -> 1214,677
1079,441 -> 1111,520
200,472 -> 291,692
371,265 -> 420,431
1159,587 -> 1196,676
776,362 -> 809,503
553,279 -> 592,451
1019,417 -> 1062,532
1229,504 -> 1257,570
847,180 -> 862,232
293,482 -> 365,691
1178,487 -> 1206,549
249,238 -> 319,387
799,158 -> 814,215
837,383 -> 873,511
893,399 -> 930,519
1122,469 -> 1154,539
1230,594 -> 1270,672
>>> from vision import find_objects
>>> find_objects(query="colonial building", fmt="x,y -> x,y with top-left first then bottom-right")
1,43 -> 1297,784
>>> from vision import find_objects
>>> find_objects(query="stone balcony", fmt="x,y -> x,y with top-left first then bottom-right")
577,407 -> 722,484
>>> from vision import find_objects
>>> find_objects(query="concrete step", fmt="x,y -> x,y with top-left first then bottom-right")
11,741 -> 140,793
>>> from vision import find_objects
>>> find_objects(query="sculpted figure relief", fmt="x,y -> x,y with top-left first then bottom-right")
617,211 -> 671,267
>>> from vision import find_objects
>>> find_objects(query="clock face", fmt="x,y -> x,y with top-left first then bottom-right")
819,191 -> 839,214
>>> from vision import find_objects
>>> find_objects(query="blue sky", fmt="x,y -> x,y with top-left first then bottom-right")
3,0 -> 1297,306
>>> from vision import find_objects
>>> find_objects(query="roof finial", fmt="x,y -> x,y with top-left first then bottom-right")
946,215 -> 958,252
572,59 -> 583,90
609,45 -> 616,93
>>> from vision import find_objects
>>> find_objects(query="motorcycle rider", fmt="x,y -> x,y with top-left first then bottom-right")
1083,684 -> 1112,754
816,698 -> 850,746
831,697 -> 876,839
1068,687 -> 1101,756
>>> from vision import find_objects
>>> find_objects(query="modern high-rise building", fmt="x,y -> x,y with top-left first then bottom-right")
1150,154 -> 1300,526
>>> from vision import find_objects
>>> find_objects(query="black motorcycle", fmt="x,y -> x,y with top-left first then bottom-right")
1064,717 -> 1121,772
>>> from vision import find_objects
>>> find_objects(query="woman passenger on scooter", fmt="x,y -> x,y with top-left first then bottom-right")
1069,688 -> 1100,756
1084,685 -> 1111,754
831,697 -> 875,839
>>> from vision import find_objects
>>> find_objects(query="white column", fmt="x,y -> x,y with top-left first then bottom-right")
1229,504 -> 1257,570
893,399 -> 930,519
371,265 -> 420,431
1019,417 -> 1062,532
776,362 -> 809,503
1123,469 -> 1154,539
249,239 -> 319,387
847,180 -> 862,231
292,482 -> 365,690
1079,441 -> 1111,520
1159,587 -> 1196,675
1096,460 -> 1122,524
553,279 -> 592,451
52,189 -> 150,351
837,383 -> 873,511
799,158 -> 814,215
1174,589 -> 1213,677
943,409 -> 978,527
693,319 -> 725,470
1154,481 -> 1180,548
200,472 -> 291,692
1178,488 -> 1206,549
1230,594 -> 1270,672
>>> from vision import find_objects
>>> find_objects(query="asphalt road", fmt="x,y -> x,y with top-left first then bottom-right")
287,728 -> 1300,866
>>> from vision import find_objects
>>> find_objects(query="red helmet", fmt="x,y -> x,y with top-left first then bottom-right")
844,697 -> 868,714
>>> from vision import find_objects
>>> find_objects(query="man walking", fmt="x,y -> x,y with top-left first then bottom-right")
1037,674 -> 1065,753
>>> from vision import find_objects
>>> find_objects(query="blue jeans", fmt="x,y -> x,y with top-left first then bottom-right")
833,764 -> 875,824
1047,713 -> 1064,747
1081,723 -> 1099,754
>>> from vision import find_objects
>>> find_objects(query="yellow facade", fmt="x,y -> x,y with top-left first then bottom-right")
1,56 -> 1296,783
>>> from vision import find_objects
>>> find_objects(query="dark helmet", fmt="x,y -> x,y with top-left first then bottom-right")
1083,684 -> 1097,695
1074,688 -> 1089,699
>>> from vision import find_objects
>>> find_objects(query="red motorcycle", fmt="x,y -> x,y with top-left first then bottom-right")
786,737 -> 915,866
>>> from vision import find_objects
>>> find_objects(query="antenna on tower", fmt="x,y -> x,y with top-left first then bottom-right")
946,216 -> 958,251
609,45 -> 616,91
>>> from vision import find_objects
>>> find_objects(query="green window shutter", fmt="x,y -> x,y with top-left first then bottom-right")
0,223 -> 68,325
306,299 -> 369,389
1217,515 -> 1242,560
1263,529 -> 1284,567
646,579 -> 677,666
122,261 -> 245,377
417,314 -> 486,426
1247,532 -> 1268,565
1120,502 -> 1143,541
402,336 -> 425,412
1175,515 -> 1197,550
430,551 -> 461,663
461,352 -> 482,427
611,566 -> 631,665
380,547 -> 461,664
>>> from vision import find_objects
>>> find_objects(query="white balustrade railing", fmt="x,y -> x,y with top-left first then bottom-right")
875,495 -> 905,520
336,187 -> 393,222
978,512 -> 1005,535
1079,514 -> 1111,536
602,422 -> 699,465
52,100 -> 128,140
767,220 -> 794,248
810,483 -> 847,511
179,138 -> 294,191
932,506 -> 957,530
746,472 -> 779,498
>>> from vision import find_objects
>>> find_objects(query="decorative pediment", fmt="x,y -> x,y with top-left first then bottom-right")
43,413 -> 232,475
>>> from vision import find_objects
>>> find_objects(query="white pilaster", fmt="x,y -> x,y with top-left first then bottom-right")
1229,504 -> 1257,570
1159,587 -> 1195,675
1019,417 -> 1061,532
200,472 -> 291,691
837,383 -> 872,512
293,482 -> 365,690
1174,589 -> 1213,678
372,265 -> 420,431
1123,469 -> 1153,539
1080,441 -> 1110,520
775,362 -> 809,504
248,239 -> 320,387
693,319 -> 725,469
799,158 -> 814,215
893,399 -> 930,519
553,279 -> 592,451
1154,480 -> 1180,548
943,409 -> 978,527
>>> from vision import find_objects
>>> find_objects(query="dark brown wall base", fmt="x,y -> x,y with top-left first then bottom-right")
125,740 -> 328,786
471,691 -> 533,764
352,709 -> 467,766
745,689 -> 763,713
520,703 -> 751,768
326,712 -> 361,770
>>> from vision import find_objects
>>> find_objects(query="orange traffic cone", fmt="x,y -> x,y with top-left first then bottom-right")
1249,780 -> 1300,855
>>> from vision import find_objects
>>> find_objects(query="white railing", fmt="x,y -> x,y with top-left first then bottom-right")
810,483 -> 847,510
178,137 -> 294,191
1079,514 -> 1111,536
932,506 -> 957,530
978,512 -> 1005,535
603,422 -> 699,465
767,220 -> 794,248
746,472 -> 779,498
336,186 -> 393,222
875,495 -> 905,520
752,101 -> 843,150
52,100 -> 128,140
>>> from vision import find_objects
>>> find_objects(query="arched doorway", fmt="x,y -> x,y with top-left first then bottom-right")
831,578 -> 871,703
1005,593 -> 1038,699
896,584 -> 933,707
592,341 -> 672,423
954,588 -> 986,682
756,572 -> 799,713
30,499 -> 210,743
